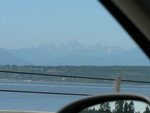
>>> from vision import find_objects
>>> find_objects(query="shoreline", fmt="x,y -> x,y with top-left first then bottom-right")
0,79 -> 150,88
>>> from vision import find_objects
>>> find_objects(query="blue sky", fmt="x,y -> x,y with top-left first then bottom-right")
0,0 -> 137,49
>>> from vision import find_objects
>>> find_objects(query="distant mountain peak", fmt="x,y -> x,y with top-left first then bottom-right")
57,40 -> 86,50
94,43 -> 110,48
64,40 -> 79,44
0,40 -> 147,66
39,43 -> 56,50
62,40 -> 82,46
40,43 -> 50,48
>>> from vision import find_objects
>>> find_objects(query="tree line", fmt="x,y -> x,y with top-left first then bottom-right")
81,100 -> 150,113
0,65 -> 150,84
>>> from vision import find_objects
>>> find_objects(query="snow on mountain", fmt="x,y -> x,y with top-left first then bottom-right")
0,40 -> 149,66
56,40 -> 86,51
37,41 -> 124,55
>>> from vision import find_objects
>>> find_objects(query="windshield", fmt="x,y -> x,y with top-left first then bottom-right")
0,0 -> 150,112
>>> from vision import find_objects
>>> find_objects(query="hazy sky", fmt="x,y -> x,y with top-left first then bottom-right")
0,0 -> 138,49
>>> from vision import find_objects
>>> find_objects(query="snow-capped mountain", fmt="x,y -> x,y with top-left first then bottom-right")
0,41 -> 149,66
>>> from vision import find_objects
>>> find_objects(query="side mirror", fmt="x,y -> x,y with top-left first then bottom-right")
58,93 -> 150,113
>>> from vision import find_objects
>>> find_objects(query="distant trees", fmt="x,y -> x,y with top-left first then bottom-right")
0,65 -> 150,84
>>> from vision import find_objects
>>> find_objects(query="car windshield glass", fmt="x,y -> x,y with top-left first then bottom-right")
0,0 -> 150,112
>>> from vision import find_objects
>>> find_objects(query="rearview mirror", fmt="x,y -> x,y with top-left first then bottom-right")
80,100 -> 149,113
58,93 -> 150,113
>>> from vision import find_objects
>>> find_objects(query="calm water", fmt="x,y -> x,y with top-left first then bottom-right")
0,81 -> 150,112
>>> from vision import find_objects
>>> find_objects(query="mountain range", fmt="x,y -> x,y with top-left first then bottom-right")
0,40 -> 149,66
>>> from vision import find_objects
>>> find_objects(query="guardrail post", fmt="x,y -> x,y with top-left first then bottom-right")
114,77 -> 121,93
